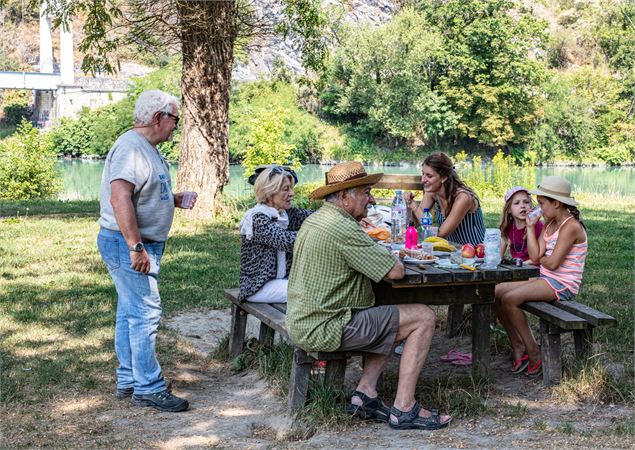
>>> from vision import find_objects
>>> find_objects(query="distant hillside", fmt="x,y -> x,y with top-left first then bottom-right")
0,1 -> 625,83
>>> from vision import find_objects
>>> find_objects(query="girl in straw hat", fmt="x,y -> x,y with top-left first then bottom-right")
493,176 -> 587,377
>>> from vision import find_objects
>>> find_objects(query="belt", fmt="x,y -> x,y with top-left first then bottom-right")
142,239 -> 162,244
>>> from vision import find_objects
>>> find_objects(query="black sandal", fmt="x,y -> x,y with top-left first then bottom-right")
389,402 -> 451,430
345,390 -> 390,423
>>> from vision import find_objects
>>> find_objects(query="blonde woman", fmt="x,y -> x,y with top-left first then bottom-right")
238,166 -> 313,303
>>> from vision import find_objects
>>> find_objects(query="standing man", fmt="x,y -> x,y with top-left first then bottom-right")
97,90 -> 195,412
286,161 -> 451,430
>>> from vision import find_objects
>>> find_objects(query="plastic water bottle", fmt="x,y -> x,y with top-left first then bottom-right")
391,190 -> 407,244
420,208 -> 433,240
405,222 -> 418,249
483,228 -> 502,269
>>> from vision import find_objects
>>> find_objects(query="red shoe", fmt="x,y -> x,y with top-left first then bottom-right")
511,354 -> 529,374
526,359 -> 542,376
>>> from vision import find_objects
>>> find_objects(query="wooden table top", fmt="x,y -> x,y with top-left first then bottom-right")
389,262 -> 540,287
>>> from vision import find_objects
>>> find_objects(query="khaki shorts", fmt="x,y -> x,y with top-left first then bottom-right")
336,305 -> 400,356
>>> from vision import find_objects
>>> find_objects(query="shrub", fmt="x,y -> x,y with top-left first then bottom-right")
0,120 -> 61,200
1,90 -> 31,126
242,104 -> 301,178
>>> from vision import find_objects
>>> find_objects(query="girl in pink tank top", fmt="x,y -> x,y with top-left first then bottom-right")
493,177 -> 587,377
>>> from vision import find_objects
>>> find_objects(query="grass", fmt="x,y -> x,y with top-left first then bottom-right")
0,190 -> 633,442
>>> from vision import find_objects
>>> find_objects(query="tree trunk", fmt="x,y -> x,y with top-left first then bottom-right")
176,1 -> 237,219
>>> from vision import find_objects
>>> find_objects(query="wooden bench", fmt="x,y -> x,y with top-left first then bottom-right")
225,288 -> 353,416
521,300 -> 616,385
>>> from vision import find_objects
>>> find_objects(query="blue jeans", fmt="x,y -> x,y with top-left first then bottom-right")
98,228 -> 167,394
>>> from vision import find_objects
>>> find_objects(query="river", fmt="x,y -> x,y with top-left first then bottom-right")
57,160 -> 635,200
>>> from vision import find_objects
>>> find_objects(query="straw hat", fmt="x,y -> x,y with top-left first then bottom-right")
529,176 -> 578,206
309,161 -> 383,200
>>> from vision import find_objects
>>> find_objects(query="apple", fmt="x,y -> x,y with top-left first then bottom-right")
461,243 -> 475,258
475,243 -> 485,259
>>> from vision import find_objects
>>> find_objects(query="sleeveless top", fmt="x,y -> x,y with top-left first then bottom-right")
540,216 -> 587,294
434,191 -> 486,246
506,220 -> 544,260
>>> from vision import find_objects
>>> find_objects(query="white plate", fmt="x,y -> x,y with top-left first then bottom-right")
403,256 -> 439,265
433,251 -> 451,257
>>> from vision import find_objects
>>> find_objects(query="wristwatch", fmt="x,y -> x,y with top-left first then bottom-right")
129,242 -> 144,252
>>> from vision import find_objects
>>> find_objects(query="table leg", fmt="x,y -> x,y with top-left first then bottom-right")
471,303 -> 491,378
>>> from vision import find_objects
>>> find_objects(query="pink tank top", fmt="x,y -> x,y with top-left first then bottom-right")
540,216 -> 587,294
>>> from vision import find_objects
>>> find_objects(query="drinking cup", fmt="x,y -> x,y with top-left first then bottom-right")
182,191 -> 197,209
421,242 -> 434,256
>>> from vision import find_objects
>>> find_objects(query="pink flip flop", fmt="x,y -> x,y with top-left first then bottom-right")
440,350 -> 472,363
451,355 -> 472,366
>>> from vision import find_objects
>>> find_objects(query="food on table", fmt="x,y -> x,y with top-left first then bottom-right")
475,243 -> 485,259
399,248 -> 436,260
366,227 -> 390,241
459,264 -> 477,271
423,236 -> 455,252
461,243 -> 476,258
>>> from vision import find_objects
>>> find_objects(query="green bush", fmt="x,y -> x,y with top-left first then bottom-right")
242,104 -> 300,177
229,79 -> 338,163
455,150 -> 536,198
1,90 -> 31,126
321,2 -> 548,147
0,120 -> 61,200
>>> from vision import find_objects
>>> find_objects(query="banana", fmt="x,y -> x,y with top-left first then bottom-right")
432,242 -> 455,252
423,236 -> 455,251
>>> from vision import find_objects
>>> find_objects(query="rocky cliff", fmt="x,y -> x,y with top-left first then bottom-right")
233,0 -> 399,81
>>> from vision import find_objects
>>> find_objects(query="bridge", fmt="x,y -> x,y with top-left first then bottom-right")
0,3 -> 128,128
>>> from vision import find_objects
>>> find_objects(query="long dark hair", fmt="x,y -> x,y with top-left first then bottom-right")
567,205 -> 586,230
423,152 -> 478,215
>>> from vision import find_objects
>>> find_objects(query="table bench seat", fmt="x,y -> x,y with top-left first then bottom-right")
521,300 -> 617,385
224,288 -> 354,416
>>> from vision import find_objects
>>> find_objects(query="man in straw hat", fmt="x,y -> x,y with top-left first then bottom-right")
286,161 -> 451,430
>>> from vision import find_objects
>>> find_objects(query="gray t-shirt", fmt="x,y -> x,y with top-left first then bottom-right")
99,130 -> 175,242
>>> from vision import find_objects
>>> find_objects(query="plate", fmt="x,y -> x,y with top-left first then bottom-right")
403,256 -> 439,265
433,251 -> 451,257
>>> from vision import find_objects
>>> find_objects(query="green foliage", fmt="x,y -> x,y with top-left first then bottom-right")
48,105 -> 132,158
321,8 -> 458,143
229,79 -> 338,164
321,2 -> 548,147
456,150 -> 536,198
527,69 -> 634,164
47,59 -> 182,160
0,120 -> 61,199
242,104 -> 300,178
1,90 -> 30,126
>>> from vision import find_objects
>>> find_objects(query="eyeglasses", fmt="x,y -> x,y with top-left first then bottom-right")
163,112 -> 180,126
269,166 -> 287,177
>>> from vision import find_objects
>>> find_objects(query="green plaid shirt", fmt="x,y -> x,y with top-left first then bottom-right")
286,202 -> 397,352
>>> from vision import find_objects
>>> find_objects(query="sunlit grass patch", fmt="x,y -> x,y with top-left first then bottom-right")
553,361 -> 630,405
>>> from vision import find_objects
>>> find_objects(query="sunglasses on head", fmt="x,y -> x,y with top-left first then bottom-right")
248,165 -> 298,185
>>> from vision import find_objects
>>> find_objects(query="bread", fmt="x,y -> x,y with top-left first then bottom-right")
366,227 -> 390,241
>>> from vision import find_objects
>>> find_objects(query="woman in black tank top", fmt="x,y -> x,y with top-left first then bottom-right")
406,153 -> 485,246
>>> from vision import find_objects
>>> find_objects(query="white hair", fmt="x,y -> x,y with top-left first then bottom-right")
325,187 -> 359,203
134,90 -> 180,125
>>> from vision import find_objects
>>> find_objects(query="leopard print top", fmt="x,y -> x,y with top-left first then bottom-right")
239,207 -> 314,301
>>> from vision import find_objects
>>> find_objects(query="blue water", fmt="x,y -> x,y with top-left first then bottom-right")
57,160 -> 635,200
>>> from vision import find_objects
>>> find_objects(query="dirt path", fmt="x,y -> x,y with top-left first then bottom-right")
10,309 -> 631,449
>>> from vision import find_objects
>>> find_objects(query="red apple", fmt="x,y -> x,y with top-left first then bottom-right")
475,243 -> 485,258
461,244 -> 475,258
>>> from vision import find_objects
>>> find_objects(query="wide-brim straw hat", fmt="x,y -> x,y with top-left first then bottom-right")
310,161 -> 383,200
529,176 -> 578,206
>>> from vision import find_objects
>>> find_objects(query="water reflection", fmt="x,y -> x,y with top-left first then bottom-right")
57,160 -> 635,201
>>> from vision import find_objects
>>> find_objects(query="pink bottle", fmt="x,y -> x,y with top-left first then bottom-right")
405,223 -> 418,249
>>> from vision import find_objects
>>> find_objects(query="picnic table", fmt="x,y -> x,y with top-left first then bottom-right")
373,260 -> 540,378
